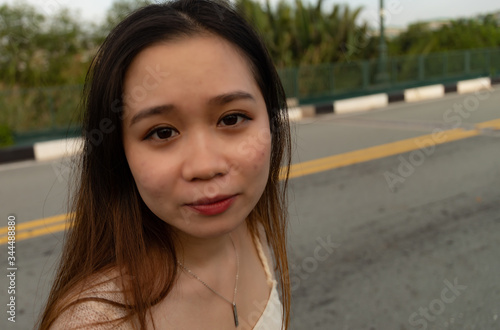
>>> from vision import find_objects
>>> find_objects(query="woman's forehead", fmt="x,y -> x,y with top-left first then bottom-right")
122,35 -> 263,115
125,34 -> 251,83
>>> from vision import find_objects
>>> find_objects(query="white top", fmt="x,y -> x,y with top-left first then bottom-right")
252,232 -> 284,329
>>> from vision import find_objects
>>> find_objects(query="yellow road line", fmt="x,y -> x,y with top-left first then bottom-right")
0,223 -> 73,245
286,127 -> 479,179
0,213 -> 72,235
474,118 -> 500,129
3,118 -> 499,244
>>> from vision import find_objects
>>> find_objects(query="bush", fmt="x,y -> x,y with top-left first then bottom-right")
0,124 -> 14,147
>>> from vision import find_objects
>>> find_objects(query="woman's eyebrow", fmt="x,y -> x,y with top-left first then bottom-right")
208,91 -> 256,106
129,104 -> 175,127
129,91 -> 256,127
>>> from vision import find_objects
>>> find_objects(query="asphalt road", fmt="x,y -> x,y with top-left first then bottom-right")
1,88 -> 499,329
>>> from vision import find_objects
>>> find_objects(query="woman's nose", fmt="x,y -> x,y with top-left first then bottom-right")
181,132 -> 229,181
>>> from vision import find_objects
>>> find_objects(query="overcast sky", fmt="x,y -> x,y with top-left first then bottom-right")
1,0 -> 499,27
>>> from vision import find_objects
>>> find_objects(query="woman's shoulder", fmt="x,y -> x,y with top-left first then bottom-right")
50,269 -> 132,330
50,299 -> 130,330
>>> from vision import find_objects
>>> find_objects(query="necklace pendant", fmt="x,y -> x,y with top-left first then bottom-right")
233,303 -> 239,327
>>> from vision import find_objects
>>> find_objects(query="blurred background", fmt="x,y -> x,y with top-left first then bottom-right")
0,0 -> 499,144
0,0 -> 499,329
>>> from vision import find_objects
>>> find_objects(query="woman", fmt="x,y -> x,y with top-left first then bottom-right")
39,0 -> 291,328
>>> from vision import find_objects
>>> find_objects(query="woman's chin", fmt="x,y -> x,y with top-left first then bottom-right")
168,216 -> 247,241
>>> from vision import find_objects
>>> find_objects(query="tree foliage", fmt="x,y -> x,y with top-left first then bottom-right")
0,0 -> 149,88
236,0 -> 368,66
389,16 -> 500,56
0,4 -> 93,87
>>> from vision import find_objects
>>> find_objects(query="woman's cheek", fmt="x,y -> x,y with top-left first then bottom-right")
131,162 -> 170,198
235,127 -> 271,161
251,129 -> 272,172
240,140 -> 271,179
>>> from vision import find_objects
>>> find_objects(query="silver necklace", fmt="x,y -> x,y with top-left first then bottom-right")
177,234 -> 240,327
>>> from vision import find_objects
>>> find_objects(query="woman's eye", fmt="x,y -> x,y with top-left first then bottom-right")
145,127 -> 179,141
219,114 -> 250,127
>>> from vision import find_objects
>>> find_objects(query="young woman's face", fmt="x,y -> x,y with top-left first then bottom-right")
122,35 -> 271,239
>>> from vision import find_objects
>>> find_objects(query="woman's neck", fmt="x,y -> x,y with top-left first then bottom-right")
176,221 -> 246,269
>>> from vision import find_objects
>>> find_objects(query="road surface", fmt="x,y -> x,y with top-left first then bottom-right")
1,88 -> 499,329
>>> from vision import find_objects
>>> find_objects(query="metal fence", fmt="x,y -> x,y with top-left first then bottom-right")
0,47 -> 499,145
278,48 -> 500,104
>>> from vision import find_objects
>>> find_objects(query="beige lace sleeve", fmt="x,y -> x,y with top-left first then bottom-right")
50,274 -> 133,330
50,300 -> 130,330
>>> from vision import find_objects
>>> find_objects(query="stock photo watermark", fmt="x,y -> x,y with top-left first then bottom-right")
233,235 -> 340,328
383,85 -> 495,192
238,287 -> 283,329
179,126 -> 272,225
83,64 -> 169,156
6,214 -> 17,323
290,236 -> 340,291
408,278 -> 467,329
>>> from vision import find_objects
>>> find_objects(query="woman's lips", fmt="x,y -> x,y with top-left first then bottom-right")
186,195 -> 237,216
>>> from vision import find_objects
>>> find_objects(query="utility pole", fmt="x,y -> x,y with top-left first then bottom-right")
376,0 -> 389,84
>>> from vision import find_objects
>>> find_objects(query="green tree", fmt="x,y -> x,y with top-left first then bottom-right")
0,4 -> 93,87
390,16 -> 500,56
236,0 -> 368,67
0,4 -> 46,86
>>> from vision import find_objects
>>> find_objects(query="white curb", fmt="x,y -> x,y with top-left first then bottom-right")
404,84 -> 445,103
334,93 -> 389,114
33,137 -> 83,162
457,78 -> 491,94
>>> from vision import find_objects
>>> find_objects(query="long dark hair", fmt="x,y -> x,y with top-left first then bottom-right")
39,1 -> 291,329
